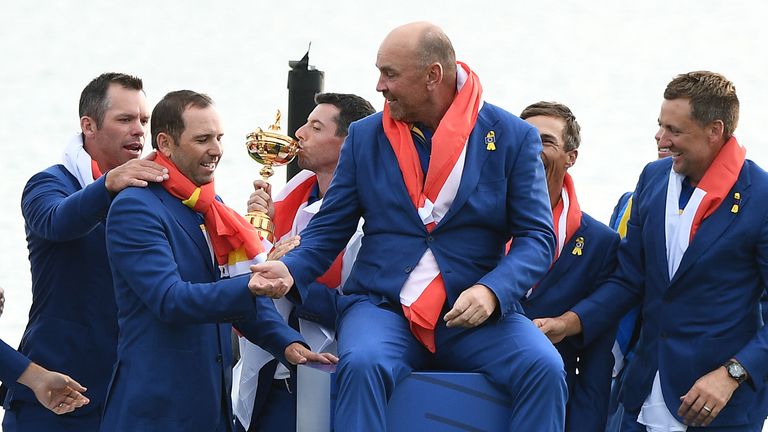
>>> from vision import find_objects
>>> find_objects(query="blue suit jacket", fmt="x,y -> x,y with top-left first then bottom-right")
283,103 -> 555,321
101,183 -> 302,432
522,213 -> 619,432
572,157 -> 768,427
1,339 -> 30,386
4,165 -> 117,423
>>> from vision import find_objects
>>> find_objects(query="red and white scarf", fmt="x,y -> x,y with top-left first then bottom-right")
552,173 -> 582,261
664,137 -> 745,278
273,170 -> 344,289
383,62 -> 482,353
154,152 -> 267,267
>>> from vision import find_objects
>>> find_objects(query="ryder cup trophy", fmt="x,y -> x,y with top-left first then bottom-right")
245,110 -> 298,242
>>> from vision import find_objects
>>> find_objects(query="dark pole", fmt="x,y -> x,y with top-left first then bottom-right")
286,46 -> 324,181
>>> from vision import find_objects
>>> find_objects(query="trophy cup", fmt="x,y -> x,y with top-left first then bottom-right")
245,110 -> 298,242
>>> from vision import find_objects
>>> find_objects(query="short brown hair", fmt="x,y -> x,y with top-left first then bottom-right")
664,71 -> 739,139
151,90 -> 213,149
79,72 -> 143,128
520,101 -> 581,152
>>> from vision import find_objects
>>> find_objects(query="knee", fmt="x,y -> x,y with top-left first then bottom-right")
518,344 -> 566,388
338,344 -> 390,377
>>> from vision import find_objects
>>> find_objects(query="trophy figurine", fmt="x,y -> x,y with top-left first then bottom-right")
245,110 -> 298,242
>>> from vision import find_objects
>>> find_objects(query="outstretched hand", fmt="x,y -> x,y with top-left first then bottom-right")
249,261 -> 294,298
284,342 -> 338,365
18,363 -> 90,414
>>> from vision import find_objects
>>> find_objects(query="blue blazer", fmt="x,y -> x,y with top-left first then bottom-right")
522,213 -> 619,432
101,183 -> 302,432
1,339 -> 30,386
283,104 -> 556,317
5,165 -> 117,422
572,157 -> 768,427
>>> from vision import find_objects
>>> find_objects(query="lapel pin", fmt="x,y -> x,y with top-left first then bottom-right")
731,192 -> 741,214
571,236 -> 584,256
485,131 -> 496,151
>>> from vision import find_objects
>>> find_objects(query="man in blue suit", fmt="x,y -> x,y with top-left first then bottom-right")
519,102 -> 620,431
102,90 -> 335,432
250,22 -> 567,431
536,71 -> 768,431
4,73 -> 169,432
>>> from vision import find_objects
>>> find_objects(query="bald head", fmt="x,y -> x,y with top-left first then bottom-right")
381,22 -> 456,77
376,22 -> 458,128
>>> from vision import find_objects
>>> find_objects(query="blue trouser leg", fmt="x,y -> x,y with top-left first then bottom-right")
334,296 -> 430,432
2,401 -> 102,432
251,379 -> 296,432
435,311 -> 568,432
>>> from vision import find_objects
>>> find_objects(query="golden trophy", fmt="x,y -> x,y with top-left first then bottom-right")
245,110 -> 298,242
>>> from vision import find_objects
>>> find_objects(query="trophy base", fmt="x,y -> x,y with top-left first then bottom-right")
245,211 -> 275,243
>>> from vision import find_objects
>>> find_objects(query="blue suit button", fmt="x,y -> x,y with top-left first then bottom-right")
660,332 -> 668,340
216,354 -> 223,363
405,266 -> 413,273
426,236 -> 434,243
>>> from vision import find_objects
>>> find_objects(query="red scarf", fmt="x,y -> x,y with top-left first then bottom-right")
551,173 -> 582,260
689,136 -> 745,241
154,152 -> 265,265
273,173 -> 343,288
382,62 -> 482,352
91,160 -> 103,179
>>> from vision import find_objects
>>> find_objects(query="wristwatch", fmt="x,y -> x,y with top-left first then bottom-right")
724,359 -> 748,385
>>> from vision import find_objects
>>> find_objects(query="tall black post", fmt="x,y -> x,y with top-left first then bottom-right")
286,48 -> 324,181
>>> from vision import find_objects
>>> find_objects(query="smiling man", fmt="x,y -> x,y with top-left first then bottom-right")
3,73 -> 168,432
536,71 -> 768,431
520,102 -> 620,432
101,90 -> 333,432
249,22 -> 567,431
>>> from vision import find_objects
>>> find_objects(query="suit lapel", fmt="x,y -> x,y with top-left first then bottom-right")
435,113 -> 493,228
646,177 -> 672,286
528,220 -> 587,301
378,132 -> 428,229
669,169 -> 750,286
151,185 -> 216,275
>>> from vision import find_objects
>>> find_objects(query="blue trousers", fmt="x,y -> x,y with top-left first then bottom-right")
334,295 -> 567,432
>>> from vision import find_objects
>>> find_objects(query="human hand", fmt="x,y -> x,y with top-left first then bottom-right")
284,342 -> 339,365
247,179 -> 274,219
678,366 -> 739,427
268,236 -> 301,261
17,363 -> 90,414
104,157 -> 169,193
248,261 -> 294,298
444,284 -> 498,328
532,311 -> 582,344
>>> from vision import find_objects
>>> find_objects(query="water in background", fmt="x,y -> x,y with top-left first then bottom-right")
1,0 -> 767,425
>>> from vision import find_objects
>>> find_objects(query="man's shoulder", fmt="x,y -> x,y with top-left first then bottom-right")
112,183 -> 161,206
580,212 -> 620,243
476,101 -> 536,137
349,111 -> 383,132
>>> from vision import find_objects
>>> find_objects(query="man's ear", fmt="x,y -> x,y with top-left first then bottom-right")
426,62 -> 443,90
707,120 -> 725,144
566,149 -> 579,169
156,133 -> 173,157
80,116 -> 97,138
